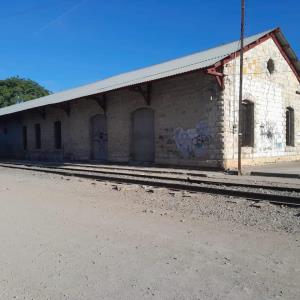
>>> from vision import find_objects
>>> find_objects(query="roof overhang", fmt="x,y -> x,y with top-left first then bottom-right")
0,28 -> 299,118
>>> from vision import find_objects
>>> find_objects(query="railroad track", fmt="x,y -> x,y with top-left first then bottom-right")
0,161 -> 300,207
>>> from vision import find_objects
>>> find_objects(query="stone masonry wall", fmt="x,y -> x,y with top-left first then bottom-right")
223,37 -> 300,169
18,98 -> 104,161
0,72 -> 224,168
107,72 -> 223,167
0,118 -> 23,158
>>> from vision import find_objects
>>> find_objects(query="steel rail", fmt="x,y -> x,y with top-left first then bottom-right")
0,163 -> 300,207
1,161 -> 299,193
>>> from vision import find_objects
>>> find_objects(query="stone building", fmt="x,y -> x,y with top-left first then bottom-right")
0,28 -> 299,169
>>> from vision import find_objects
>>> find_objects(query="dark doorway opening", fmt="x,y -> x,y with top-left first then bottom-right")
241,100 -> 254,147
131,108 -> 155,163
90,114 -> 108,161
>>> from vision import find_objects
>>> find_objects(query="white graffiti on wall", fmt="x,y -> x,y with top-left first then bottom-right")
174,121 -> 212,158
259,121 -> 284,151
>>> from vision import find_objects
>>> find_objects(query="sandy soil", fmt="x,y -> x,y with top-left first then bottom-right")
0,167 -> 299,300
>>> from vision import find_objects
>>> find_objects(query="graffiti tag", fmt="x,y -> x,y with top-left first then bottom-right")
174,121 -> 212,158
260,122 -> 283,151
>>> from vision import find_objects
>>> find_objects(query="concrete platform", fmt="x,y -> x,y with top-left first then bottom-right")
244,161 -> 300,179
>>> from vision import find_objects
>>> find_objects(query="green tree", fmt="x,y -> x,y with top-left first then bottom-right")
0,76 -> 51,108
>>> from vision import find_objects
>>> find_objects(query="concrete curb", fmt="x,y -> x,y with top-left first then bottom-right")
250,172 -> 300,179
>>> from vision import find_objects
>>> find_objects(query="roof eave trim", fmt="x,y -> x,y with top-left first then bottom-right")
207,28 -> 300,83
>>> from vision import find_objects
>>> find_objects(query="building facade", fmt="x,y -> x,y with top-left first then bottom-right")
0,28 -> 299,169
223,35 -> 300,168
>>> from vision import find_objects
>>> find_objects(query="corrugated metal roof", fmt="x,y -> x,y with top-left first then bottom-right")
1,28 -> 297,117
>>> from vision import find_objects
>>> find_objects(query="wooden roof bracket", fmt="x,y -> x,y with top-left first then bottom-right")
205,67 -> 225,90
88,94 -> 107,115
94,94 -> 107,114
60,102 -> 71,117
129,83 -> 152,106
37,107 -> 46,120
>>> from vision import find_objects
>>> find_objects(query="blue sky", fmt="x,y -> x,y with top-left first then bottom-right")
0,0 -> 299,92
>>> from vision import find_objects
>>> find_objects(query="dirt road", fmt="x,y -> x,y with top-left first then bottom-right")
0,167 -> 299,300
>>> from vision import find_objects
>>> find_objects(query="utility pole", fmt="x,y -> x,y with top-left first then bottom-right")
238,0 -> 245,175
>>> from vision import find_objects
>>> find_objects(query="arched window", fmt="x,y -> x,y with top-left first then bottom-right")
241,100 -> 254,147
286,107 -> 294,146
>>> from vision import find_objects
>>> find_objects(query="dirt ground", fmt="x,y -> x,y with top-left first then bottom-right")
0,167 -> 299,300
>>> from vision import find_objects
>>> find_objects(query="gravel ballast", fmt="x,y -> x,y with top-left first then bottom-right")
0,166 -> 299,300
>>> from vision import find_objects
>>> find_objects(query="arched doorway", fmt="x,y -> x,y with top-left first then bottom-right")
131,108 -> 154,162
90,114 -> 108,161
